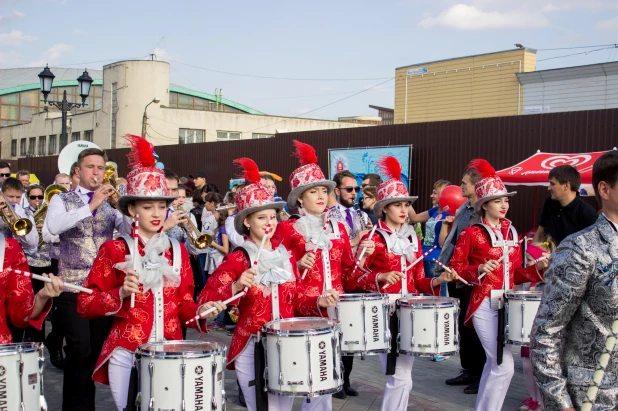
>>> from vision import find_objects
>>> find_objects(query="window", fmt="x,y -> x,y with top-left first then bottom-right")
252,133 -> 274,139
84,130 -> 93,142
28,137 -> 36,155
111,82 -> 118,148
48,135 -> 56,155
59,133 -> 68,151
216,131 -> 241,141
71,132 -> 80,142
10,140 -> 16,157
38,136 -> 46,156
20,138 -> 26,156
178,129 -> 205,144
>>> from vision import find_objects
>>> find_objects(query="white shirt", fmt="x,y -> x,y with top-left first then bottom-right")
225,215 -> 244,249
46,185 -> 129,236
19,192 -> 29,210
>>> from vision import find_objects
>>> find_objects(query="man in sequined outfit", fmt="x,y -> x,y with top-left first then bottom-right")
532,150 -> 617,411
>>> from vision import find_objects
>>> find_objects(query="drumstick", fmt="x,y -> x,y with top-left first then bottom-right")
352,225 -> 378,276
185,290 -> 248,325
130,214 -> 139,308
383,245 -> 437,290
302,209 -> 329,280
432,259 -> 470,286
7,268 -> 93,294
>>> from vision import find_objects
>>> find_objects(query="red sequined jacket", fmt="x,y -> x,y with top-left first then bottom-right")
448,219 -> 544,327
274,218 -> 354,298
346,221 -> 439,296
198,239 -> 322,370
0,238 -> 50,344
77,238 -> 204,385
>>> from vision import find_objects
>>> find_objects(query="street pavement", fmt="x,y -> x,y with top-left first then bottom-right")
40,326 -> 530,411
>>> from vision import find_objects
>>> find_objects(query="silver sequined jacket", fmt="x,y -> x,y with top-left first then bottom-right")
531,216 -> 618,411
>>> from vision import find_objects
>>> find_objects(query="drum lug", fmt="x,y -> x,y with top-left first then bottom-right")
222,389 -> 227,411
383,304 -> 391,344
361,301 -> 367,352
38,346 -> 48,411
410,310 -> 415,347
306,338 -> 313,390
520,300 -> 526,339
277,339 -> 283,387
505,324 -> 510,340
211,361 -> 218,410
18,349 -> 26,411
148,362 -> 155,411
454,308 -> 460,346
434,310 -> 439,351
181,362 -> 186,411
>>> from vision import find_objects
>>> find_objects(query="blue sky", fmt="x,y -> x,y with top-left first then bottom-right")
1,0 -> 617,120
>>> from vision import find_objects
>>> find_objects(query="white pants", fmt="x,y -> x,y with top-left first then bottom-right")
378,353 -> 415,411
108,348 -> 134,411
472,299 -> 514,411
235,338 -> 332,411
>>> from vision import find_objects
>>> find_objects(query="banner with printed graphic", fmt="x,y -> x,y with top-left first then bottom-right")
496,150 -> 614,196
328,145 -> 412,188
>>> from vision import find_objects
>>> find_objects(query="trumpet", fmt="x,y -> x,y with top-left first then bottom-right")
175,205 -> 212,249
102,162 -> 122,208
33,184 -> 67,246
0,192 -> 33,237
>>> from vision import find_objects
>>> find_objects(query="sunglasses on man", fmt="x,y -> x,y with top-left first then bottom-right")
0,173 -> 11,178
338,186 -> 360,193
29,195 -> 44,200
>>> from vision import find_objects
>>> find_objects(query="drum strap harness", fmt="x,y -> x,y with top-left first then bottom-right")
121,235 -> 181,342
375,227 -> 418,297
321,219 -> 340,292
0,233 -> 5,271
475,223 -> 518,365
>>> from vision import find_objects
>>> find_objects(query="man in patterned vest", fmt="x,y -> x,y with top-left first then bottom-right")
46,148 -> 130,411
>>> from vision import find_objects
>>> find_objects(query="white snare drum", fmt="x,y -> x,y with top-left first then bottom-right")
0,342 -> 46,411
263,317 -> 343,398
398,296 -> 459,357
505,291 -> 542,345
137,341 -> 226,411
335,293 -> 390,356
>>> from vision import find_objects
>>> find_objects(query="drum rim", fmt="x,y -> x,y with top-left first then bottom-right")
338,293 -> 389,301
340,348 -> 390,356
505,291 -> 543,300
0,342 -> 42,356
399,296 -> 459,308
262,317 -> 340,336
267,385 -> 343,397
137,340 -> 226,358
398,349 -> 459,357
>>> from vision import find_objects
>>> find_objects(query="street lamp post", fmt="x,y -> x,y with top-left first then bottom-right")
142,97 -> 161,138
38,65 -> 93,148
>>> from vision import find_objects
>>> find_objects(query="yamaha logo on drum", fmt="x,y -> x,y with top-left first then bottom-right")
372,306 -> 380,342
194,366 -> 205,409
444,313 -> 450,346
318,341 -> 328,382
0,365 -> 6,409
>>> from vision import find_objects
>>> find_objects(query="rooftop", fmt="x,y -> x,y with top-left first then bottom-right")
396,48 -> 537,71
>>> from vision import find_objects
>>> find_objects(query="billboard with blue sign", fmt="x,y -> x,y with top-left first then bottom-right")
328,145 -> 413,188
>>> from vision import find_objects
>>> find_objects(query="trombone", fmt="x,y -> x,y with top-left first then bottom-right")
33,184 -> 67,246
175,205 -> 212,249
0,192 -> 33,237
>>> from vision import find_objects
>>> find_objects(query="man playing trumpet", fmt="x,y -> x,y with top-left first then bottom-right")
45,147 -> 130,411
0,177 -> 39,255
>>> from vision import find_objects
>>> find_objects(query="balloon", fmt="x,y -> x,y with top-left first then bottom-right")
155,162 -> 165,170
439,185 -> 466,213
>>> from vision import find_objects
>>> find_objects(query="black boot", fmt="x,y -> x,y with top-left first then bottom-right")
237,379 -> 246,407
44,336 -> 64,370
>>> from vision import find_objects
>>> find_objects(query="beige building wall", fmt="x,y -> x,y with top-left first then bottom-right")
394,49 -> 537,124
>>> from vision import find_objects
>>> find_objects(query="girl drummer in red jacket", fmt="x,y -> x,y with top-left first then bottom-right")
448,159 -> 548,411
198,157 -> 339,411
76,135 -> 224,411
348,156 -> 455,411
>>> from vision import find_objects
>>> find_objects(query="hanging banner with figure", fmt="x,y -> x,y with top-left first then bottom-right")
328,145 -> 413,188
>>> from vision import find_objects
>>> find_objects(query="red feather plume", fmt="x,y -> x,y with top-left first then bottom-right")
376,156 -> 402,180
125,134 -> 156,168
467,159 -> 496,179
234,158 -> 261,184
292,140 -> 318,166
